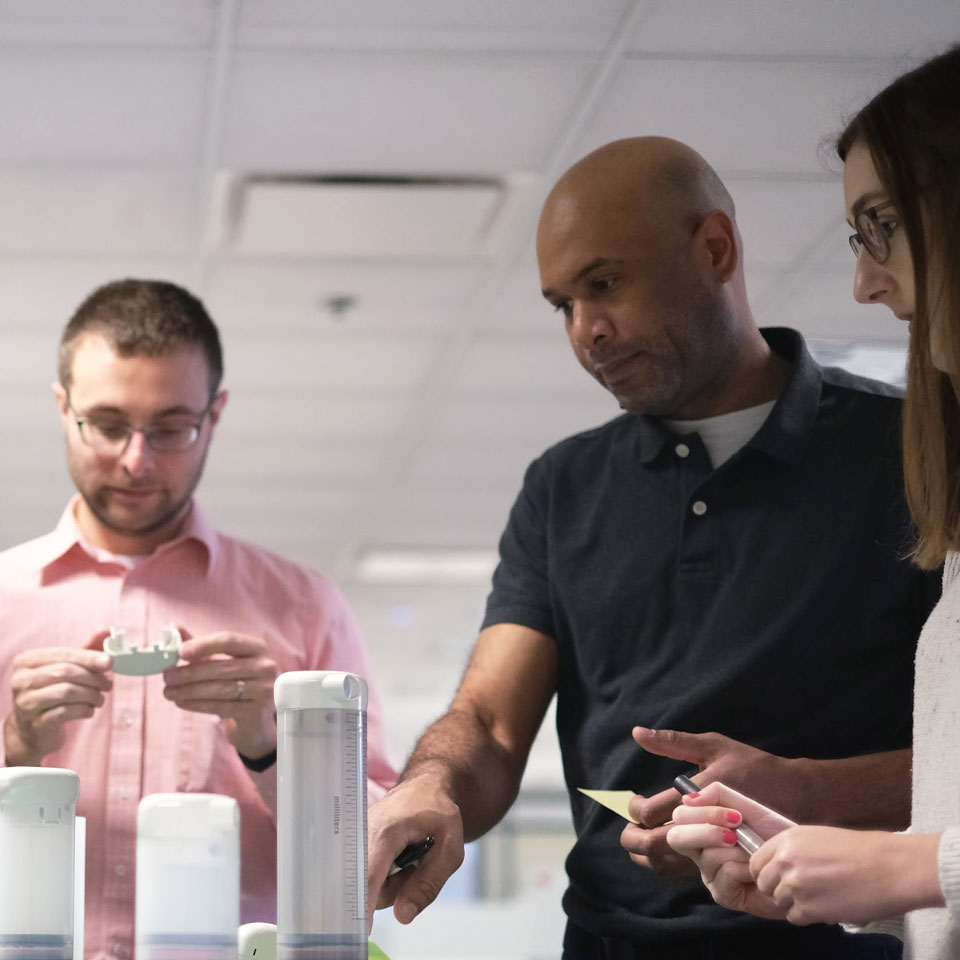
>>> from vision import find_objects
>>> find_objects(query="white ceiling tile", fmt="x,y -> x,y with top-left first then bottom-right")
222,52 -> 592,173
0,1 -> 217,46
456,336 -> 599,396
0,51 -> 208,163
223,332 -> 436,391
0,169 -> 196,255
575,58 -> 904,176
206,260 -> 483,335
628,2 -> 960,58
216,389 -> 414,440
0,258 -> 195,333
762,266 -> 909,342
237,0 -> 624,53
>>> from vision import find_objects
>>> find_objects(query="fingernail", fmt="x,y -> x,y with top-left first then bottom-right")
722,829 -> 737,845
684,792 -> 700,800
397,902 -> 418,924
726,811 -> 742,825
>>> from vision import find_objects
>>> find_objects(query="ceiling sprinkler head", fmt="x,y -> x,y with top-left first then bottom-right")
323,294 -> 357,319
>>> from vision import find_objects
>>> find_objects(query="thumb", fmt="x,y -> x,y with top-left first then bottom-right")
633,726 -> 720,765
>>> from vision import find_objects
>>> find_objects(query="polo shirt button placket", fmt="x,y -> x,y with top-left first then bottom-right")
675,442 -> 691,458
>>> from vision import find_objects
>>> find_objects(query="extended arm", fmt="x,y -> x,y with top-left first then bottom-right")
367,623 -> 558,925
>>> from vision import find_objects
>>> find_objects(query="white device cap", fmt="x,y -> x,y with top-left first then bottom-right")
238,922 -> 277,959
274,671 -> 367,712
0,767 -> 79,806
138,792 -> 238,838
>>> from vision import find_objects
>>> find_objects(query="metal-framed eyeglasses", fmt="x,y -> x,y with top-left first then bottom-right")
848,203 -> 900,265
70,400 -> 215,455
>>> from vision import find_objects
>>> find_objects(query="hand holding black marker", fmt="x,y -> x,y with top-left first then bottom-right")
388,837 -> 435,877
673,775 -> 764,855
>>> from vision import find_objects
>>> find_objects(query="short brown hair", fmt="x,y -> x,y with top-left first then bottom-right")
837,45 -> 960,569
59,278 -> 224,397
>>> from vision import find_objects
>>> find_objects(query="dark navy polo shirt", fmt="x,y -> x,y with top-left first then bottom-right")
482,327 -> 940,944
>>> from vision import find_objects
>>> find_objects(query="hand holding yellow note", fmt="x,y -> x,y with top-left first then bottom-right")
577,788 -> 639,823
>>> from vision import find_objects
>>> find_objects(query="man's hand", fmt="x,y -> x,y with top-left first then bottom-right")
619,726 -> 788,879
367,772 -> 465,930
163,630 -> 278,760
5,644 -> 113,765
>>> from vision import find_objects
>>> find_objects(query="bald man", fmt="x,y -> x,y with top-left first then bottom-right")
368,138 -> 936,958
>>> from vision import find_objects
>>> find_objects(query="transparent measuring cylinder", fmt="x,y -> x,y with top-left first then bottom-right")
135,793 -> 239,960
0,767 -> 79,960
275,671 -> 368,960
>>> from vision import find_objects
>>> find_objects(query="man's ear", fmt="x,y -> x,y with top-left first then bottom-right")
697,210 -> 739,285
52,382 -> 70,423
209,388 -> 228,427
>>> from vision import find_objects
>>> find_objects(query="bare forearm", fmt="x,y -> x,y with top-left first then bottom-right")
401,707 -> 525,842
787,749 -> 911,829
3,715 -> 43,767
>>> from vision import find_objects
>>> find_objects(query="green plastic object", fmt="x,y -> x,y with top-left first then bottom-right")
369,942 -> 390,960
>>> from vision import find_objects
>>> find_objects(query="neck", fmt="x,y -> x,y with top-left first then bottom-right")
672,327 -> 792,420
74,499 -> 191,557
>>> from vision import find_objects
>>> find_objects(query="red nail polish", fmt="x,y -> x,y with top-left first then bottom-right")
726,811 -> 742,825
722,829 -> 737,845
685,792 -> 700,799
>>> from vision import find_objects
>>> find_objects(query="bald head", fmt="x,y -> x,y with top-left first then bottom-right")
538,137 -> 735,257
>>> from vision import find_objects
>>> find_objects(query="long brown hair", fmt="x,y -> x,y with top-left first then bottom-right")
837,45 -> 960,569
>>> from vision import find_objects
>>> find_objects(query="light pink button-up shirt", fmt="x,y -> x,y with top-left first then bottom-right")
0,498 -> 396,960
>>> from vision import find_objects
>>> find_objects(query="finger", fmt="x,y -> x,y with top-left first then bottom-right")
13,648 -> 113,674
178,633 -> 265,662
632,726 -> 720,764
13,662 -> 114,697
163,672 -> 273,701
678,782 -> 791,837
671,803 -> 744,828
665,822 -> 740,859
16,681 -> 109,716
633,784 -> 685,828
31,701 -> 99,734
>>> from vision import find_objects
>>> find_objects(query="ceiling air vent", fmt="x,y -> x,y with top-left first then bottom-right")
219,173 -> 508,258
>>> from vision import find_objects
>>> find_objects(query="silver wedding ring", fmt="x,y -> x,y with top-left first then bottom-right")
235,678 -> 246,700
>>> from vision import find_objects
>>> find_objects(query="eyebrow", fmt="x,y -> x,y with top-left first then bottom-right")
80,403 -> 202,419
849,190 -> 890,222
541,257 -> 622,299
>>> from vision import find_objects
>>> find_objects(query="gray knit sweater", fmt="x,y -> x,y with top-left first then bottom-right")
884,550 -> 960,957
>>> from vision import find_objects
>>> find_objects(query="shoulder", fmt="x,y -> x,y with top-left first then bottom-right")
820,364 -> 904,405
533,413 -> 635,470
209,530 -> 347,606
0,530 -> 63,579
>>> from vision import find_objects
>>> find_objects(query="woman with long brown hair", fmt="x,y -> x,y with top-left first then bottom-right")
666,44 -> 960,960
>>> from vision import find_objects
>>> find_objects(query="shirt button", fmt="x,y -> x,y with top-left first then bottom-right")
109,938 -> 130,958
114,862 -> 128,877
675,443 -> 690,458
692,500 -> 708,516
119,711 -> 135,728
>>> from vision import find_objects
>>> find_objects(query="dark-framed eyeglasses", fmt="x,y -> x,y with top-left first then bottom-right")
848,203 -> 900,265
70,401 -> 214,455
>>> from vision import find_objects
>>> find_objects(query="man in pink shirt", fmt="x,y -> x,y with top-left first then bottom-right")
0,278 -> 397,959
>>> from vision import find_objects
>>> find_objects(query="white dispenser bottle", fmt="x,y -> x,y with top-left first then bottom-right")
135,793 -> 239,960
275,671 -> 368,960
0,767 -> 80,960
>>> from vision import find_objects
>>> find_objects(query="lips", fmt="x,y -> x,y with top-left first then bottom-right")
595,352 -> 640,386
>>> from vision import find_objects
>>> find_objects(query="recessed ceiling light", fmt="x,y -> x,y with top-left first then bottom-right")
354,549 -> 499,585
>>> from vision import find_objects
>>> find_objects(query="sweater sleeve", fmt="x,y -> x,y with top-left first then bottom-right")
938,825 -> 960,924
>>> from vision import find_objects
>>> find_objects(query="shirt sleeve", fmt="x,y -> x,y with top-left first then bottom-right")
481,454 -> 556,638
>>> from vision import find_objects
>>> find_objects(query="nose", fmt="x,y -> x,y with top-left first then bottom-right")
852,250 -> 891,305
118,429 -> 156,477
568,299 -> 614,349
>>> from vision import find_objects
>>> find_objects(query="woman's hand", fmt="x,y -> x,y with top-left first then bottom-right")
666,780 -> 794,919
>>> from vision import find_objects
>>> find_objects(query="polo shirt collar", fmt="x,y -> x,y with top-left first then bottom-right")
40,495 -> 217,579
634,327 -> 821,466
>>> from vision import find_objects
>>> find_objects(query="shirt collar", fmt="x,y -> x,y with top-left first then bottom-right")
40,496 -> 217,580
634,328 -> 821,466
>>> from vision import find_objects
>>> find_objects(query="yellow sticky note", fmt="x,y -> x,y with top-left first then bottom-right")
577,788 -> 639,823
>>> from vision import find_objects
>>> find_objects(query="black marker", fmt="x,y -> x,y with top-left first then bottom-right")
388,837 -> 435,877
673,775 -> 763,854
